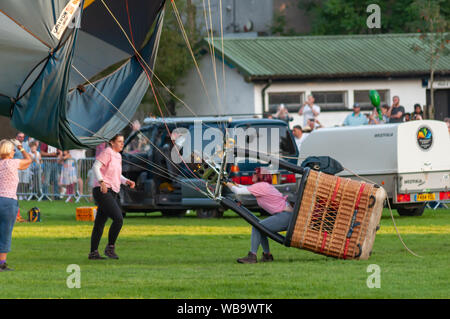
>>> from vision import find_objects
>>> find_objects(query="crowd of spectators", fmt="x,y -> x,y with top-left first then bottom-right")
3,120 -> 140,202
343,96 -> 426,127
268,94 -> 447,153
8,132 -> 96,200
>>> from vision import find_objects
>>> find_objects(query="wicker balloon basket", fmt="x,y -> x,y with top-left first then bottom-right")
285,169 -> 387,260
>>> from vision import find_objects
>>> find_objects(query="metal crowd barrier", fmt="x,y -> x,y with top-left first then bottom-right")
15,157 -> 96,203
40,158 -> 67,201
17,163 -> 41,201
75,157 -> 95,203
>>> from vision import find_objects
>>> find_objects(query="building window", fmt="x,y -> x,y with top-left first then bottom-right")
354,90 -> 390,109
311,91 -> 347,110
268,92 -> 304,113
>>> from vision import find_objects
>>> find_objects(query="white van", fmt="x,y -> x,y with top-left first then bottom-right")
298,120 -> 450,216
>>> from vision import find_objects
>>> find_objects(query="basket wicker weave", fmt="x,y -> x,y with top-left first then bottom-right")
286,169 -> 386,260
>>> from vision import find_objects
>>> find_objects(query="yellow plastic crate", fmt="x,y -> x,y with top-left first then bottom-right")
76,206 -> 97,221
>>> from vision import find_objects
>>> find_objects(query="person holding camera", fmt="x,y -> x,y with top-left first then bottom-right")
0,139 -> 32,272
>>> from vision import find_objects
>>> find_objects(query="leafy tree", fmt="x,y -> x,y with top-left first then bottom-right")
271,11 -> 298,36
411,0 -> 450,119
298,0 -> 449,35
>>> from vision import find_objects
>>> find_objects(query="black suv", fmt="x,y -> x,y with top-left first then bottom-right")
120,117 -> 299,217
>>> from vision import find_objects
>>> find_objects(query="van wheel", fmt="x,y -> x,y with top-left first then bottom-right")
196,208 -> 223,219
397,204 -> 426,217
161,210 -> 187,218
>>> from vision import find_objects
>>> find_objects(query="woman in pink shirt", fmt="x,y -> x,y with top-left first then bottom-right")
0,139 -> 32,272
226,168 -> 293,264
88,135 -> 135,260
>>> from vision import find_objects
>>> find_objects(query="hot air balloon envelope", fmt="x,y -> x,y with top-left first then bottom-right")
0,0 -> 166,149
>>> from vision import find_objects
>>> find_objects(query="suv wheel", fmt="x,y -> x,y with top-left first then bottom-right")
397,203 -> 426,217
161,210 -> 187,218
196,208 -> 224,219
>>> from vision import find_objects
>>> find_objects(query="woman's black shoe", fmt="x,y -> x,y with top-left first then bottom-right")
261,252 -> 274,262
88,250 -> 106,260
0,263 -> 14,271
104,245 -> 119,259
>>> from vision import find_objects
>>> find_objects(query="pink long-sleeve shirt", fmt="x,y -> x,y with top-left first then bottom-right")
231,182 -> 289,215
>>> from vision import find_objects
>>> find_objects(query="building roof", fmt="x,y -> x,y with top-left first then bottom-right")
142,116 -> 288,127
206,33 -> 450,81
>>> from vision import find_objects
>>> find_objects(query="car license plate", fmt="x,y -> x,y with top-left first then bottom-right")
415,193 -> 435,201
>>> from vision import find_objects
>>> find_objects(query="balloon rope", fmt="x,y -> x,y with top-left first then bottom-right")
100,0 -> 225,182
198,0 -> 227,132
98,0 -> 201,119
67,118 -> 214,199
122,2 -> 201,182
101,0 -> 232,181
169,0 -> 217,116
0,9 -> 51,48
71,65 -> 205,189
170,1 -> 229,136
206,0 -> 224,115
219,0 -> 227,106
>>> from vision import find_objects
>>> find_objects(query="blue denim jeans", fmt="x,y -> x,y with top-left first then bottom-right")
251,211 -> 292,254
0,197 -> 18,253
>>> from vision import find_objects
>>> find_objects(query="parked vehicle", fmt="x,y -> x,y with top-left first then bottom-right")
120,117 -> 299,217
298,120 -> 450,216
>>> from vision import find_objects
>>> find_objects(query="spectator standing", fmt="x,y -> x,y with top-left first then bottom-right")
13,133 -> 31,199
58,150 -> 77,198
404,113 -> 411,122
298,95 -> 321,127
28,141 -> 41,195
343,103 -> 369,126
274,104 -> 293,124
40,143 -> 61,199
292,125 -> 306,152
413,104 -> 424,120
387,96 -> 405,123
70,149 -> 87,195
0,139 -> 32,271
29,141 -> 41,165
367,109 -> 378,125
370,104 -> 390,124
307,118 -> 323,131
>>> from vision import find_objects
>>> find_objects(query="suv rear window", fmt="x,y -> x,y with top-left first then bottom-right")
233,124 -> 296,157
124,131 -> 152,154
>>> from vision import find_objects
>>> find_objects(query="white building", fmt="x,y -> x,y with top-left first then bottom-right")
177,33 -> 450,128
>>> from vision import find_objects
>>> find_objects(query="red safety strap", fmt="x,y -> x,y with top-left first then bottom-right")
354,183 -> 366,210
331,177 -> 341,202
320,231 -> 328,253
343,183 -> 366,259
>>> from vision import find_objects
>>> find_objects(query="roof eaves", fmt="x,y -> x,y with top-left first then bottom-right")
247,70 -> 450,82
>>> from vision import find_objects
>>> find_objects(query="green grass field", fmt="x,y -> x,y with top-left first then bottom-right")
1,200 -> 449,299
